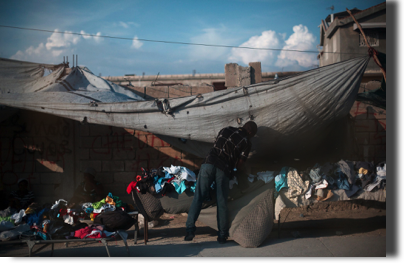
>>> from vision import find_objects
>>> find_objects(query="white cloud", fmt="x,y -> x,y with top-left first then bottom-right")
188,26 -> 233,61
10,28 -> 105,63
119,21 -> 129,28
228,30 -> 280,66
80,30 -> 103,43
131,36 -> 143,49
275,24 -> 317,69
118,21 -> 140,28
10,43 -> 47,61
45,29 -> 80,50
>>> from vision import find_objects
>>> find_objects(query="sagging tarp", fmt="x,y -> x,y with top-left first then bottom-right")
0,56 -> 370,160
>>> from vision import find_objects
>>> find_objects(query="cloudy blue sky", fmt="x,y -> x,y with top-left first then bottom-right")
0,0 -> 385,76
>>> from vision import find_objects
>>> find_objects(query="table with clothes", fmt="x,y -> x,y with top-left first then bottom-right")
269,160 -> 387,219
0,164 -> 199,252
0,191 -> 135,256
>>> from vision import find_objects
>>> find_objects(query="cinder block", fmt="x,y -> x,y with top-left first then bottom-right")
101,183 -> 127,197
191,86 -> 214,95
354,120 -> 379,132
79,123 -> 89,136
80,160 -> 102,172
147,134 -> 170,147
146,86 -> 169,99
89,148 -> 112,160
113,149 -> 136,160
89,124 -> 112,136
95,172 -> 114,184
133,134 -> 148,149
32,184 -> 58,197
169,85 -> 192,98
125,159 -> 149,172
79,148 -> 89,160
81,136 -> 101,149
157,147 -> 181,159
367,106 -> 386,121
365,80 -> 382,91
114,172 -> 136,183
350,102 -> 368,118
375,145 -> 386,158
102,161 -> 124,172
369,132 -> 386,145
41,173 -> 63,184
354,132 -> 370,145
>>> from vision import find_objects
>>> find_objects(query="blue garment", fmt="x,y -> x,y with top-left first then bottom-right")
26,208 -> 49,226
309,164 -> 322,183
186,163 -> 230,238
153,174 -> 174,193
173,181 -> 187,194
335,171 -> 350,191
275,167 -> 289,193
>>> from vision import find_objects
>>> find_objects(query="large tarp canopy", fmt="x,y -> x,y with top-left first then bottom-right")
0,56 -> 370,160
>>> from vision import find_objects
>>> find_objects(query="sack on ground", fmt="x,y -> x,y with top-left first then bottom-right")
93,210 -> 136,232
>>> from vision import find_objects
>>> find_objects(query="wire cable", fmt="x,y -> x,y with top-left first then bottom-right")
0,24 -> 366,55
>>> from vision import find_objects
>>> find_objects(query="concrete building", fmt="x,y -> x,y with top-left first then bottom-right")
318,2 -> 386,81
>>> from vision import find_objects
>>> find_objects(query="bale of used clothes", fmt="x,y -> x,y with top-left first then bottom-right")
93,209 -> 136,232
157,188 -> 216,214
198,181 -> 275,248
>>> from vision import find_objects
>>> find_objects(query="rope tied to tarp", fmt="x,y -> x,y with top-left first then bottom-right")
346,8 -> 386,83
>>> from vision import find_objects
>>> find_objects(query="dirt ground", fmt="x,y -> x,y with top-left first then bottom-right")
143,198 -> 386,243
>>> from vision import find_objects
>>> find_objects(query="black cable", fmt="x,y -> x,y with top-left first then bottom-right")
0,24 -> 365,55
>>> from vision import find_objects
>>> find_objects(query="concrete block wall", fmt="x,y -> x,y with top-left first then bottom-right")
76,123 -> 203,204
349,80 -> 386,164
128,85 -> 214,100
0,111 -> 76,206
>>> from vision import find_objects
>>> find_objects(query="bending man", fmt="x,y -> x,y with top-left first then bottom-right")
185,121 -> 257,244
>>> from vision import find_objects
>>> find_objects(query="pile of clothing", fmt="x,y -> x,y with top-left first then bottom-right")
0,192 -> 132,241
249,160 -> 386,200
126,165 -> 197,196
80,192 -> 128,221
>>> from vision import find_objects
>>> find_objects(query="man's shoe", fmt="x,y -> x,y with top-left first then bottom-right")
184,231 -> 195,241
217,236 -> 227,244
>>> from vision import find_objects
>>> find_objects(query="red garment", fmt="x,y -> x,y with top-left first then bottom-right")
126,181 -> 137,194
74,226 -> 106,239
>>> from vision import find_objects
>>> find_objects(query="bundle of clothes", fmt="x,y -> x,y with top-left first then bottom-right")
0,192 -> 135,241
126,165 -> 197,196
249,160 -> 386,200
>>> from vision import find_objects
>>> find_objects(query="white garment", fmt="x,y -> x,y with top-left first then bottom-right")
257,171 -> 275,183
304,180 -> 328,199
247,174 -> 256,183
377,164 -> 386,179
63,214 -> 74,225
93,204 -> 116,214
10,209 -> 26,224
51,199 -> 68,210
163,165 -> 181,175
229,176 -> 238,189
163,165 -> 196,182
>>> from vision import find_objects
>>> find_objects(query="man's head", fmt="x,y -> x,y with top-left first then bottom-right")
17,178 -> 29,191
83,167 -> 97,182
243,121 -> 257,138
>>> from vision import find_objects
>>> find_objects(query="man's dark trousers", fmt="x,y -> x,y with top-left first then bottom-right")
186,163 -> 230,238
